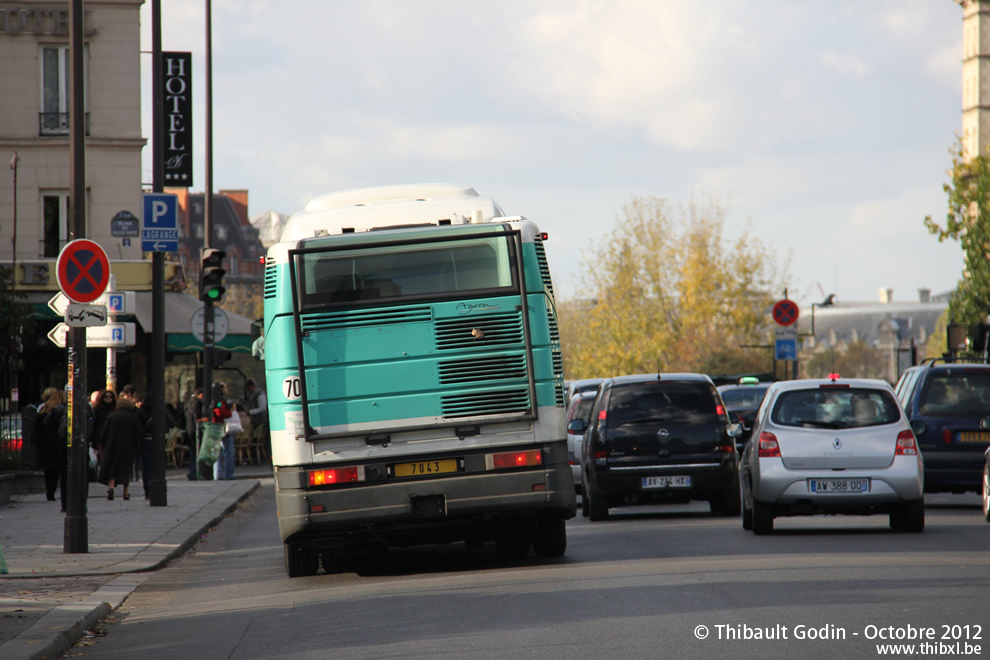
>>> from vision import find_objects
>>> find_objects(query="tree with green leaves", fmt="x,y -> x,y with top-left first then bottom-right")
559,195 -> 789,379
924,139 -> 990,346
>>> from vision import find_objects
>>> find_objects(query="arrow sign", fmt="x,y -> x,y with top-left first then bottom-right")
48,322 -> 136,348
49,291 -> 134,316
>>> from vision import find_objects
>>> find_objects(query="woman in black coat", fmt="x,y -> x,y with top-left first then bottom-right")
34,387 -> 67,505
98,396 -> 144,500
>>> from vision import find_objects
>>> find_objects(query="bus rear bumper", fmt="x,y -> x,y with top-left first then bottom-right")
276,465 -> 576,548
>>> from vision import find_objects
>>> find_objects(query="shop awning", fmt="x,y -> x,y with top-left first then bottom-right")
133,292 -> 254,354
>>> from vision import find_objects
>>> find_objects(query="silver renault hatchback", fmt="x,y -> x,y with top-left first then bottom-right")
740,378 -> 924,535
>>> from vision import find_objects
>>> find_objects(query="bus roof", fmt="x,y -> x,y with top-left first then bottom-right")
280,184 -> 507,241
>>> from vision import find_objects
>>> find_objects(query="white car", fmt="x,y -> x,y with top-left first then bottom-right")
565,391 -> 598,493
740,378 -> 925,534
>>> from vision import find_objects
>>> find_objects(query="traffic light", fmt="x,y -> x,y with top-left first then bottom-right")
200,248 -> 226,302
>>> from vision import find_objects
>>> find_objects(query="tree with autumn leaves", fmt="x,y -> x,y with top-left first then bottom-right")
558,195 -> 790,379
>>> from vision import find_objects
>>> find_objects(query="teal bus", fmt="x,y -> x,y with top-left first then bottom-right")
262,185 -> 575,577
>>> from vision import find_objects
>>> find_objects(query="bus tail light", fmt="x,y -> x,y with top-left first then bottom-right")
490,449 -> 542,470
895,430 -> 918,456
758,432 -> 780,458
308,466 -> 363,486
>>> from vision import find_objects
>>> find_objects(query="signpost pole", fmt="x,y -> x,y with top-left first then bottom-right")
148,0 -> 168,506
65,0 -> 88,554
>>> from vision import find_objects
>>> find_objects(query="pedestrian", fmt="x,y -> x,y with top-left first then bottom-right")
90,389 -> 116,462
211,381 -> 235,480
33,387 -> 68,507
184,388 -> 205,480
243,377 -> 270,462
98,395 -> 144,500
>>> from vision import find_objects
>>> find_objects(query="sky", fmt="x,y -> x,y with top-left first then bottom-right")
140,0 -> 966,306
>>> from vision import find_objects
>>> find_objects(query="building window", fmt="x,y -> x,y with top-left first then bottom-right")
41,192 -> 70,257
229,255 -> 239,277
39,45 -> 89,135
216,225 -> 227,240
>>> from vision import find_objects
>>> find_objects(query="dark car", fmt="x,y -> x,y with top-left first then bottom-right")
565,378 -> 605,404
717,378 -> 771,445
573,373 -> 742,521
894,359 -> 990,494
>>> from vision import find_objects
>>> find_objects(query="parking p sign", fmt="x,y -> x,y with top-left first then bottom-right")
142,193 -> 179,252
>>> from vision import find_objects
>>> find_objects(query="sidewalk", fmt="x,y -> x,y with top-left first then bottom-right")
0,466 -> 269,660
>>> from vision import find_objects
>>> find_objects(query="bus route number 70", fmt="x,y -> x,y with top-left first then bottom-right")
282,376 -> 302,400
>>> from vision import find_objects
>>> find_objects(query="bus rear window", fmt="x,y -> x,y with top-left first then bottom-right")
296,236 -> 516,307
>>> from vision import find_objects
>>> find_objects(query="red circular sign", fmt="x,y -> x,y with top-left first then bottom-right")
772,299 -> 799,326
56,239 -> 110,303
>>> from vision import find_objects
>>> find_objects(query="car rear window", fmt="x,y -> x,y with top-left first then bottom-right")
720,387 -> 769,408
567,396 -> 596,425
607,381 -> 720,426
918,371 -> 990,418
771,388 -> 901,429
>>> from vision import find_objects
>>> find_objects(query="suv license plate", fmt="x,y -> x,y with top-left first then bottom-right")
809,478 -> 870,494
642,475 -> 691,489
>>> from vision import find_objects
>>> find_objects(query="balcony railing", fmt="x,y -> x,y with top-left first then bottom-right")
39,112 -> 90,136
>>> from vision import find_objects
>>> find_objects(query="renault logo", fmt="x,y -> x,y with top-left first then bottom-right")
832,438 -> 842,450
657,429 -> 670,439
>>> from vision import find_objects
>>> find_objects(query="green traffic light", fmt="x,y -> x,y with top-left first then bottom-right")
206,288 -> 221,299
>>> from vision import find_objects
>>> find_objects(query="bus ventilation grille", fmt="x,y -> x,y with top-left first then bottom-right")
301,306 -> 433,331
546,306 -> 560,342
435,312 -> 523,350
533,237 -> 554,297
441,388 -> 531,418
264,257 -> 277,299
438,355 -> 527,385
553,349 -> 564,407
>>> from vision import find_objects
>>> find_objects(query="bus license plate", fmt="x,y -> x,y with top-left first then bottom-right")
642,475 -> 691,489
394,459 -> 459,478
809,478 -> 870,494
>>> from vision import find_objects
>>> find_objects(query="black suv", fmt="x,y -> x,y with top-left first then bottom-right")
572,373 -> 742,521
895,359 -> 990,494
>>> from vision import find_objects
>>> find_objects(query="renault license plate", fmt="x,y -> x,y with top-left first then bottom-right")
958,431 -> 990,443
642,475 -> 691,489
809,478 -> 870,494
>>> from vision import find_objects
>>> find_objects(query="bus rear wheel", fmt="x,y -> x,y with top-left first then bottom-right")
284,542 -> 319,578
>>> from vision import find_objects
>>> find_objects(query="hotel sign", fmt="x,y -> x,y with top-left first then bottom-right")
162,51 -> 193,186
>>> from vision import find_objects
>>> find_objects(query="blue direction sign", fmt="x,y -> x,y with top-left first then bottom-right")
775,338 -> 797,361
142,193 -> 179,252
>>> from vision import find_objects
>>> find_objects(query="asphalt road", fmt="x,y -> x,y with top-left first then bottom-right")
71,483 -> 990,660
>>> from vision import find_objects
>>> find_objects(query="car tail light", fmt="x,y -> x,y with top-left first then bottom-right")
308,466 -> 361,486
943,428 -> 952,445
598,410 -> 607,420
716,404 -> 725,416
717,445 -> 735,454
895,430 -> 918,456
758,432 -> 780,458
491,449 -> 542,469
